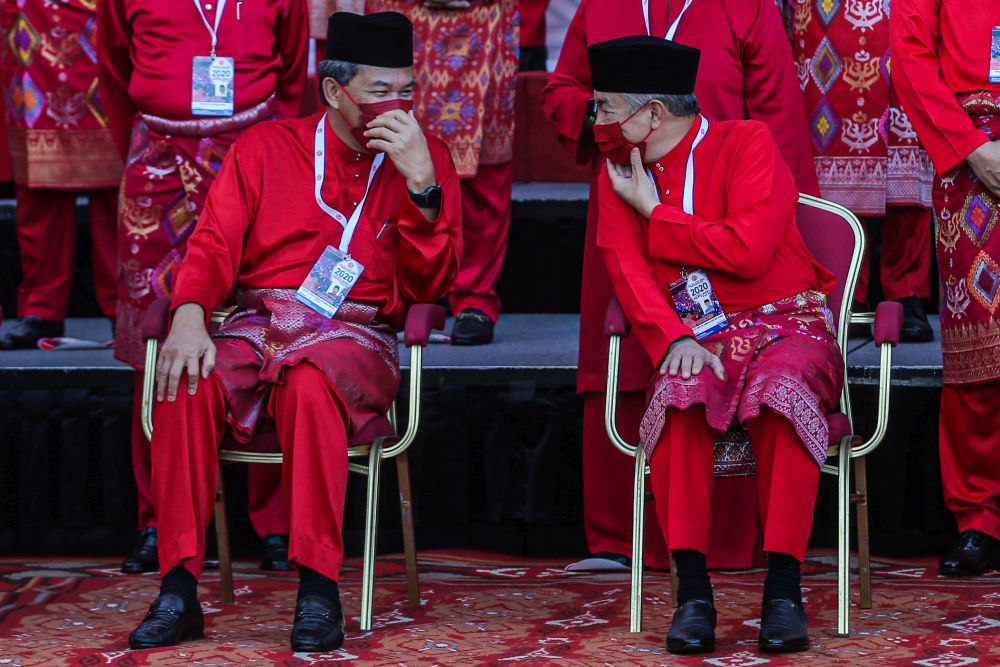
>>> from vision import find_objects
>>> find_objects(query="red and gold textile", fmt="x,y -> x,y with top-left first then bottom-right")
790,0 -> 934,215
1,0 -> 121,188
933,93 -> 1000,385
114,99 -> 277,369
366,0 -> 518,177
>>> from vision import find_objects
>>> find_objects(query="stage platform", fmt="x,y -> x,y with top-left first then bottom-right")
0,314 -> 943,389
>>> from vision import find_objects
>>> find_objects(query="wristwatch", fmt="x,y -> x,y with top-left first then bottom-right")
408,184 -> 442,209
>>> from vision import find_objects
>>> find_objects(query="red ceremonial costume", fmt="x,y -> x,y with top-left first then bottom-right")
520,0 -> 549,50
97,0 -> 307,535
598,118 -> 843,561
1,0 -> 121,321
154,114 -> 460,581
891,2 -> 1000,541
790,0 -> 934,303
541,0 -> 817,569
366,0 -> 518,323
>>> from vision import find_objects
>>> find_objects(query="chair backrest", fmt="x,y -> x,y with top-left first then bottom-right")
795,194 -> 865,352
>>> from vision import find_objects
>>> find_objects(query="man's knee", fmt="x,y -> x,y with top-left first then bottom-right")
280,362 -> 341,411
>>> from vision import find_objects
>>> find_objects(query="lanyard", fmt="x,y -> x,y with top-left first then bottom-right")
193,0 -> 227,58
646,114 -> 709,215
314,116 -> 385,254
642,0 -> 694,40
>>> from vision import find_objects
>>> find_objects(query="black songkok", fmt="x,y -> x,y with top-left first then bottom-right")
588,36 -> 700,95
325,12 -> 413,68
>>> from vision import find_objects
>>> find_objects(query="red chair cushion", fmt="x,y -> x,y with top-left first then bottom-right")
403,304 -> 446,348
873,300 -> 903,347
827,412 -> 852,446
141,297 -> 172,342
604,297 -> 630,338
796,203 -> 855,319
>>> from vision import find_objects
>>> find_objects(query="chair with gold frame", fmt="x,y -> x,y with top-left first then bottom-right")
140,297 -> 445,632
603,193 -> 904,637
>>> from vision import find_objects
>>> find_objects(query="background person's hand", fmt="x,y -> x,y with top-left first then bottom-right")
155,303 -> 216,403
967,140 -> 1000,198
660,336 -> 726,382
606,147 -> 659,218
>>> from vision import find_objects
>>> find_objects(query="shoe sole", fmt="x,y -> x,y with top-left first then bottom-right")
291,634 -> 346,652
666,640 -> 715,654
128,628 -> 204,650
450,336 -> 493,346
759,639 -> 810,653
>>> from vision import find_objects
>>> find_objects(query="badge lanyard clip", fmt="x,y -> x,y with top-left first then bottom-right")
642,0 -> 694,40
193,0 -> 228,59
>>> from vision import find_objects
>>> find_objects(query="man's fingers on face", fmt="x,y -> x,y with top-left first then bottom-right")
364,126 -> 398,142
365,139 -> 394,154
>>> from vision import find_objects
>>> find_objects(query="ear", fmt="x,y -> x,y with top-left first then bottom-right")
322,78 -> 342,110
648,99 -> 668,130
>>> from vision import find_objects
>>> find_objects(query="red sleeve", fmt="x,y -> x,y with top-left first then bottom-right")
890,0 -> 990,174
740,0 -> 820,195
170,135 -> 257,316
647,123 -> 798,279
540,2 -> 596,163
596,167 -> 690,369
394,140 -> 462,304
275,0 -> 309,119
97,0 -> 137,160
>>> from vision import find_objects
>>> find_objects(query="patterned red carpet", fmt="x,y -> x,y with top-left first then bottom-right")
1,550 -> 998,666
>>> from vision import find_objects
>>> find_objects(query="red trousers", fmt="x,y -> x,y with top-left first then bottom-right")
939,382 -> 1000,541
132,378 -> 289,537
583,392 -> 761,569
519,0 -> 549,47
448,162 -> 513,323
649,406 -> 819,562
152,362 -> 347,581
14,186 -> 117,320
855,206 -> 932,302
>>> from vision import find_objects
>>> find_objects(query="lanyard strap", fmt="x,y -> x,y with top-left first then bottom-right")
314,116 -> 385,254
642,0 -> 694,40
193,0 -> 228,58
646,114 -> 709,215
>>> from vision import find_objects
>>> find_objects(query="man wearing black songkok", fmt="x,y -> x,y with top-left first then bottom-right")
126,12 -> 461,651
591,36 -> 842,654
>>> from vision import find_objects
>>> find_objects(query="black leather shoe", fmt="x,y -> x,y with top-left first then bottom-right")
666,599 -> 716,654
848,301 -> 872,338
291,594 -> 345,652
759,598 -> 810,653
128,593 -> 204,649
0,317 -> 64,350
940,529 -> 1000,576
122,527 -> 159,574
260,533 -> 292,571
451,308 -> 494,345
897,296 -> 934,343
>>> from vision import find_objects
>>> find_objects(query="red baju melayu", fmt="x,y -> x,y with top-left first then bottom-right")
598,118 -> 842,561
891,1 -> 1000,541
366,0 -> 518,323
790,0 -> 934,302
1,0 -> 121,320
541,0 -> 817,569
520,0 -> 549,50
97,0 -> 307,535
155,114 -> 460,581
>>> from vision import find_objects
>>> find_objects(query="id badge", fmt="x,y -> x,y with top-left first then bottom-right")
668,270 -> 729,340
191,56 -> 235,117
991,27 -> 1000,84
295,246 -> 365,318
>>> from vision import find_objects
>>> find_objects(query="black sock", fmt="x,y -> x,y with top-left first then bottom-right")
673,549 -> 713,604
763,552 -> 802,605
160,565 -> 198,607
298,566 -> 340,603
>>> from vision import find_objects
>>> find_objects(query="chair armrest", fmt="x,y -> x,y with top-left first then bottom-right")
403,304 -> 446,348
605,297 -> 631,338
873,301 -> 903,347
141,298 -> 172,343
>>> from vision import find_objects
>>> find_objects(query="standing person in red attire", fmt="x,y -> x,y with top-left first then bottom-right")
126,12 -> 460,650
892,1 -> 1000,576
363,0 -> 517,345
0,0 -> 120,350
541,0 -> 817,573
520,0 -> 550,71
791,0 -> 935,342
592,36 -> 841,653
97,0 -> 307,574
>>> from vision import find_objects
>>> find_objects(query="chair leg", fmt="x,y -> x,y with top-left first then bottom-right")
837,442 -> 851,637
215,463 -> 234,605
630,447 -> 646,633
360,443 -> 383,632
854,456 -> 872,610
395,452 -> 420,610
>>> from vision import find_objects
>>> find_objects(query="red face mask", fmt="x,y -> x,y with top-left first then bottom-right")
338,86 -> 414,150
594,103 -> 654,165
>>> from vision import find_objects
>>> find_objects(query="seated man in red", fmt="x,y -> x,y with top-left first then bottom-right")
127,12 -> 460,652
591,37 -> 843,654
